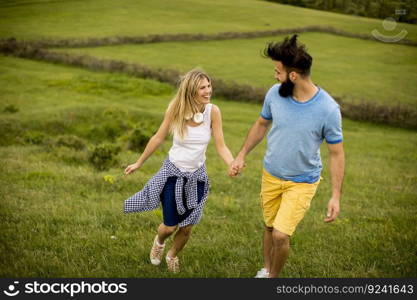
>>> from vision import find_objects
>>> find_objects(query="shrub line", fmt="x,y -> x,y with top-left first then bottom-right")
2,26 -> 416,48
0,39 -> 415,130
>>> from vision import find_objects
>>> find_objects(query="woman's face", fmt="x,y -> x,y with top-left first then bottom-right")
196,77 -> 212,105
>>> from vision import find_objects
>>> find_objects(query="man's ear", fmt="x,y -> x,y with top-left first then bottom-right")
289,71 -> 298,82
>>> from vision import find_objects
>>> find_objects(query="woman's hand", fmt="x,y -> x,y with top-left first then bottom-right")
229,157 -> 245,177
124,162 -> 141,175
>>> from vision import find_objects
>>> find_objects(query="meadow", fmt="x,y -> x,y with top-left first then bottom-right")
1,0 -> 417,41
0,0 -> 416,278
55,32 -> 417,108
1,55 -> 416,277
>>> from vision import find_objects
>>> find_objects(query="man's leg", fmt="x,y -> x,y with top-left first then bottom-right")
263,226 -> 273,272
269,229 -> 290,278
259,169 -> 285,277
269,180 -> 320,277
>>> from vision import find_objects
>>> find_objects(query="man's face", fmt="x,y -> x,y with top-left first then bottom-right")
274,61 -> 294,97
273,61 -> 287,83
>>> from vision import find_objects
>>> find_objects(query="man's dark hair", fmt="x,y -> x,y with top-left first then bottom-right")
263,34 -> 312,76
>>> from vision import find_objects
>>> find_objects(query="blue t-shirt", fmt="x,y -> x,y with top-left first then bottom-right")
260,84 -> 343,183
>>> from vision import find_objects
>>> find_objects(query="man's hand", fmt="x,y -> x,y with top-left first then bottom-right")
229,157 -> 246,177
324,197 -> 340,223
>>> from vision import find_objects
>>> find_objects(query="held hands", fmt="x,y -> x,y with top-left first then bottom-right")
124,162 -> 140,175
324,197 -> 340,223
228,157 -> 246,177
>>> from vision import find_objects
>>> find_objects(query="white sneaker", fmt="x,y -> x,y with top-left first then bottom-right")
254,268 -> 269,278
166,255 -> 180,273
149,235 -> 165,265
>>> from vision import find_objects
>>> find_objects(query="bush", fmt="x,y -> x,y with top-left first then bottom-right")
53,146 -> 88,166
101,120 -> 127,140
55,135 -> 86,150
127,127 -> 151,152
3,104 -> 19,113
86,119 -> 127,142
337,98 -> 417,130
33,119 -> 69,135
88,143 -> 121,171
0,119 -> 23,146
80,108 -> 131,142
23,131 -> 45,145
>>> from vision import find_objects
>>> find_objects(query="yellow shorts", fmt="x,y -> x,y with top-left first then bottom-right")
260,169 -> 320,236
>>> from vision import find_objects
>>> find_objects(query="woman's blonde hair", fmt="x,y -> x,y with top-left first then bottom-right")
166,69 -> 211,139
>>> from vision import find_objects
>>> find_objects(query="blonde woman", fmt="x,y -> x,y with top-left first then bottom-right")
123,69 -> 235,273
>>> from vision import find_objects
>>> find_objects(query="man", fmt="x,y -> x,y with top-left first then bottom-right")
230,35 -> 345,278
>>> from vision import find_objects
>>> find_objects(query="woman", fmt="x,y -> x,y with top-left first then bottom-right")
123,69 -> 235,273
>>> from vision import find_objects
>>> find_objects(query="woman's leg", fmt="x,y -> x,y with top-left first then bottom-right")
158,177 -> 180,244
166,225 -> 193,258
150,223 -> 178,266
157,223 -> 178,244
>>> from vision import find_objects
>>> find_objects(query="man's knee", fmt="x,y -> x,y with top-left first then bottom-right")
272,229 -> 289,247
265,225 -> 274,232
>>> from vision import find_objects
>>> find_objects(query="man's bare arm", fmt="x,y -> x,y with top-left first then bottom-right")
324,142 -> 345,222
230,117 -> 271,175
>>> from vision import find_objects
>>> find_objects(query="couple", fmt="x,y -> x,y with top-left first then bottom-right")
123,35 -> 345,277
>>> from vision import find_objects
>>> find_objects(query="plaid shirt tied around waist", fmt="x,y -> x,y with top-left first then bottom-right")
124,158 -> 210,226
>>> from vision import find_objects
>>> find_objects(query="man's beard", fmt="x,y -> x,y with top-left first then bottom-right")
278,76 -> 294,98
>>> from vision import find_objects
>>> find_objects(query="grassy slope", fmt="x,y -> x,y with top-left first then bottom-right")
1,0 -> 417,41
56,32 -> 417,108
1,55 -> 416,277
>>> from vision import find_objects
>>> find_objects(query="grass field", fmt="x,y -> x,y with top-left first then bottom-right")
55,32 -> 417,108
1,0 -> 417,42
1,55 -> 416,277
1,0 -> 416,279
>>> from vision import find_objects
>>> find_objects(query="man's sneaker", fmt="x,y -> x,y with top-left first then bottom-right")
150,235 -> 165,265
166,255 -> 180,273
254,268 -> 269,278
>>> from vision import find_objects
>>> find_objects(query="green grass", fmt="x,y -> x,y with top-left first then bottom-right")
1,55 -> 416,277
54,32 -> 417,108
1,0 -> 417,41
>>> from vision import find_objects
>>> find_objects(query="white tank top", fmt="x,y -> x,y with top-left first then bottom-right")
168,104 -> 212,172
